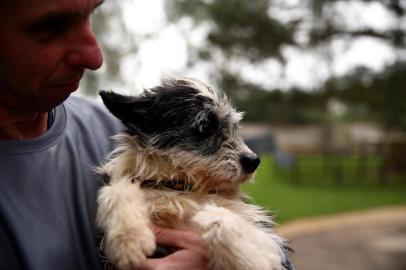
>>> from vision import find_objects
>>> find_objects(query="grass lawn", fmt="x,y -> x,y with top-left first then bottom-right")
242,155 -> 406,224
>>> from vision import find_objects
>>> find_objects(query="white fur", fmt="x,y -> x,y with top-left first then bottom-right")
97,180 -> 156,270
193,204 -> 284,270
97,138 -> 288,270
180,78 -> 243,126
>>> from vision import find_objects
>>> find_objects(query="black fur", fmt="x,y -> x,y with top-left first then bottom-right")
100,81 -> 227,156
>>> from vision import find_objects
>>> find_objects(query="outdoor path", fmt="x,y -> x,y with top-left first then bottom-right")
276,206 -> 406,270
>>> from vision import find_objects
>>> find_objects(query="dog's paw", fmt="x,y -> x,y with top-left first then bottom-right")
193,204 -> 287,270
192,204 -> 239,229
105,227 -> 156,270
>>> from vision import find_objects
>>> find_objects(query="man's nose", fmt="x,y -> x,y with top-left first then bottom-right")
65,21 -> 103,70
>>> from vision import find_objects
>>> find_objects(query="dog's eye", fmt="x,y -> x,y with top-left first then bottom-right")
192,111 -> 219,139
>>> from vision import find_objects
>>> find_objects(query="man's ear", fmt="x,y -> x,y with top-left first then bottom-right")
99,91 -> 152,124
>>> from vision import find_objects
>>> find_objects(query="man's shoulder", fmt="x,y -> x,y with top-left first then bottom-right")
63,95 -> 123,134
65,95 -> 108,115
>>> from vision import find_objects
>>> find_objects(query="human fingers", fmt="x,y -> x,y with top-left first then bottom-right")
141,248 -> 209,270
151,225 -> 202,249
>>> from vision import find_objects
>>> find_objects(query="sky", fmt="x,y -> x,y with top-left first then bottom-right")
121,0 -> 190,91
81,0 -> 399,95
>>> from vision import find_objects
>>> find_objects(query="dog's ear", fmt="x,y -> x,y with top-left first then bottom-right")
99,91 -> 152,123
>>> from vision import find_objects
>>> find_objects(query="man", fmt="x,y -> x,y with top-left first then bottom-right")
0,0 -> 208,269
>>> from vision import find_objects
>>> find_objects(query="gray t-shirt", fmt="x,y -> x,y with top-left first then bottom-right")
0,96 -> 122,270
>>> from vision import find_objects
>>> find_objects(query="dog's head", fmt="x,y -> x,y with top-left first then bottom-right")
100,79 -> 260,192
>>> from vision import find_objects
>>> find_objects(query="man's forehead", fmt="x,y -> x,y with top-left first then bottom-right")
2,0 -> 103,19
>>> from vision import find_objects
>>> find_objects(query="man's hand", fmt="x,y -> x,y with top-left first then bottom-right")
139,226 -> 209,270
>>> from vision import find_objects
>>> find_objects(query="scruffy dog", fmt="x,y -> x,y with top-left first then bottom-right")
97,79 -> 293,270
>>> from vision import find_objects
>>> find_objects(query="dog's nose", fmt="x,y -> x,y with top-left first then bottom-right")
240,154 -> 260,174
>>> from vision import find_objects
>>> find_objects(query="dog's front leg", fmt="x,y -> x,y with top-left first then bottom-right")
97,179 -> 156,270
192,204 -> 286,270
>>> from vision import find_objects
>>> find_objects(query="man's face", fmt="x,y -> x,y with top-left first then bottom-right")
0,0 -> 104,112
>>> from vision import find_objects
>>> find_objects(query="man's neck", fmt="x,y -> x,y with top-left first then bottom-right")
0,105 -> 48,140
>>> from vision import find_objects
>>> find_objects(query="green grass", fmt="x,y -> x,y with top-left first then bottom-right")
242,155 -> 406,224
276,154 -> 387,186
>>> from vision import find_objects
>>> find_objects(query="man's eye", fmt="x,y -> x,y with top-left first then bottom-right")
47,20 -> 68,33
25,16 -> 74,42
38,19 -> 70,40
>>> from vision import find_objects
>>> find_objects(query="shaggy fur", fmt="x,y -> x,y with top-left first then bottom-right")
97,79 -> 293,270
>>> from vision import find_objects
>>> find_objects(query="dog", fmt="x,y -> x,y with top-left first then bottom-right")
96,79 -> 293,270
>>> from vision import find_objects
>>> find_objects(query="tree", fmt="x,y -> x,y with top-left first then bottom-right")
308,0 -> 405,48
166,0 -> 406,129
326,63 -> 406,130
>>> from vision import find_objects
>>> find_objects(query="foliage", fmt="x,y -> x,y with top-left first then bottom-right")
326,63 -> 406,130
220,73 -> 328,124
166,0 -> 295,62
308,0 -> 405,48
166,0 -> 406,130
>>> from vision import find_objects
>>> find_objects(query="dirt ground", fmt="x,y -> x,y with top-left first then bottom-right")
276,207 -> 406,270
